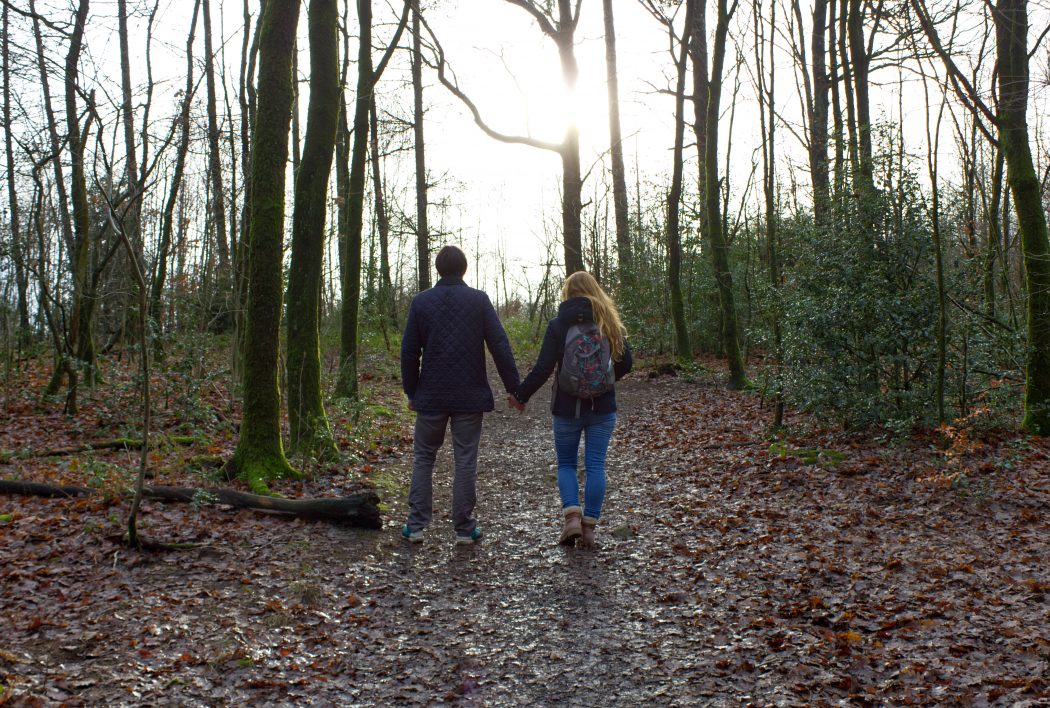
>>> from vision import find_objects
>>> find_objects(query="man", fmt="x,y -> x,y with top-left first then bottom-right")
400,245 -> 520,544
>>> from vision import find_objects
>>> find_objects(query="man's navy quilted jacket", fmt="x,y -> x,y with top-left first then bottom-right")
401,277 -> 520,414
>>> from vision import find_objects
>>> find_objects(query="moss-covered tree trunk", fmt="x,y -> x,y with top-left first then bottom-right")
229,0 -> 300,490
703,0 -> 747,390
996,0 -> 1050,433
286,0 -> 339,459
666,0 -> 692,363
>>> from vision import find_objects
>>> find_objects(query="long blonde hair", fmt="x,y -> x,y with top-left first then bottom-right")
562,271 -> 627,361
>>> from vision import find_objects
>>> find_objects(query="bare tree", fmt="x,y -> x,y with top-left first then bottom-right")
602,0 -> 631,274
424,0 -> 587,274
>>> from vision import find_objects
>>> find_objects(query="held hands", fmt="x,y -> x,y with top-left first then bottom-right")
507,394 -> 526,414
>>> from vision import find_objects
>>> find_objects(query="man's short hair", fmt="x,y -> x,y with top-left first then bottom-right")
435,245 -> 468,278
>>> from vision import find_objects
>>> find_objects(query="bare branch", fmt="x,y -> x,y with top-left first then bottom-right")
419,9 -> 563,153
502,0 -> 557,36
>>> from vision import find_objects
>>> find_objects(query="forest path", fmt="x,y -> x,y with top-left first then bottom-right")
8,367 -> 1050,705
306,371 -> 708,705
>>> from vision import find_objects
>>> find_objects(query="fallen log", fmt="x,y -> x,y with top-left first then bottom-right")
0,480 -> 382,529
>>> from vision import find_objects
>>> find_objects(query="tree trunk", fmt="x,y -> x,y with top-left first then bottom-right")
847,0 -> 875,207
0,480 -> 382,529
985,148 -> 1004,317
689,0 -> 709,217
228,0 -> 301,490
369,95 -> 396,329
702,0 -> 747,390
411,5 -> 430,292
809,0 -> 830,226
203,0 -> 231,277
336,0 -> 375,399
117,0 -> 145,337
757,0 -> 784,426
65,0 -> 96,410
151,0 -> 201,329
286,0 -> 339,460
828,0 -> 845,202
602,0 -> 631,274
2,3 -> 28,337
555,0 -> 584,275
667,0 -> 692,362
996,0 -> 1050,433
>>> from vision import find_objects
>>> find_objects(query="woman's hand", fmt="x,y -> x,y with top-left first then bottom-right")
507,394 -> 525,413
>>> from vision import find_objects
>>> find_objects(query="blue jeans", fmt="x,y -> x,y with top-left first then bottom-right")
552,412 -> 617,520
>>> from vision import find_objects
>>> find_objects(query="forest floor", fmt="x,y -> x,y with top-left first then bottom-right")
2,344 -> 1050,705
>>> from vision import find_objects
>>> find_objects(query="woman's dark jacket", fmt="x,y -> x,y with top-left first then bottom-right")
401,277 -> 520,414
515,297 -> 633,418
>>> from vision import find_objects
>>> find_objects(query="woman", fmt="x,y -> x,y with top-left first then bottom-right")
511,271 -> 633,548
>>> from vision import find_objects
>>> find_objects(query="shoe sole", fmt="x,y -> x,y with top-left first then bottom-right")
559,531 -> 582,545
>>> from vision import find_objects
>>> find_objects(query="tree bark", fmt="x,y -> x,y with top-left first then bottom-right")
152,1 -> 201,330
809,0 -> 830,226
667,0 -> 692,362
228,0 -> 301,490
555,0 -> 584,275
64,0 -> 96,410
996,0 -> 1050,433
286,0 -> 339,460
411,5 -> 430,292
203,0 -> 231,276
369,95 -> 397,329
2,2 -> 28,336
602,0 -> 631,274
0,480 -> 382,528
336,0 -> 409,398
700,0 -> 747,389
336,0 -> 375,399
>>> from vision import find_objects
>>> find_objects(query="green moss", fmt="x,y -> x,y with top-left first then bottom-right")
768,442 -> 844,467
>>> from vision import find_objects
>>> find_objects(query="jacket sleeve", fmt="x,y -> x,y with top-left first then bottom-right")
614,338 -> 633,381
400,300 -> 423,399
482,294 -> 520,393
514,320 -> 561,404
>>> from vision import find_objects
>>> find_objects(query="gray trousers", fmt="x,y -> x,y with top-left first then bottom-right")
406,412 -> 484,536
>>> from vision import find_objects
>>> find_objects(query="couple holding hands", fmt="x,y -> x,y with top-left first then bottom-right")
400,246 -> 633,549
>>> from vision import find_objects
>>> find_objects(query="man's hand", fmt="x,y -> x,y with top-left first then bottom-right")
407,397 -> 416,411
507,394 -> 525,413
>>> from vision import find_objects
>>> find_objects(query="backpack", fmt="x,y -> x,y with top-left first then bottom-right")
557,321 -> 615,398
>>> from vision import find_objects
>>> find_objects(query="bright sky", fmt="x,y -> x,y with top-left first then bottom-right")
27,0 -> 1050,301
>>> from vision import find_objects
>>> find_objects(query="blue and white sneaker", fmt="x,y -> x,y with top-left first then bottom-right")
455,527 -> 483,545
401,525 -> 424,543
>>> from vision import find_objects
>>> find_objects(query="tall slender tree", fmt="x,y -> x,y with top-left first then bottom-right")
286,0 -> 340,459
602,0 -> 631,274
693,0 -> 747,389
228,0 -> 301,488
151,0 -> 202,329
203,0 -> 231,277
665,1 -> 692,362
2,2 -> 28,336
335,0 -> 408,398
411,2 -> 430,292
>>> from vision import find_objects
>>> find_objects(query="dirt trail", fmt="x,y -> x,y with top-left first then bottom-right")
10,367 -> 1048,704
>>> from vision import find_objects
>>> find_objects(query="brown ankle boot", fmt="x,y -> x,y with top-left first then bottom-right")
580,517 -> 598,549
559,506 -> 583,545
